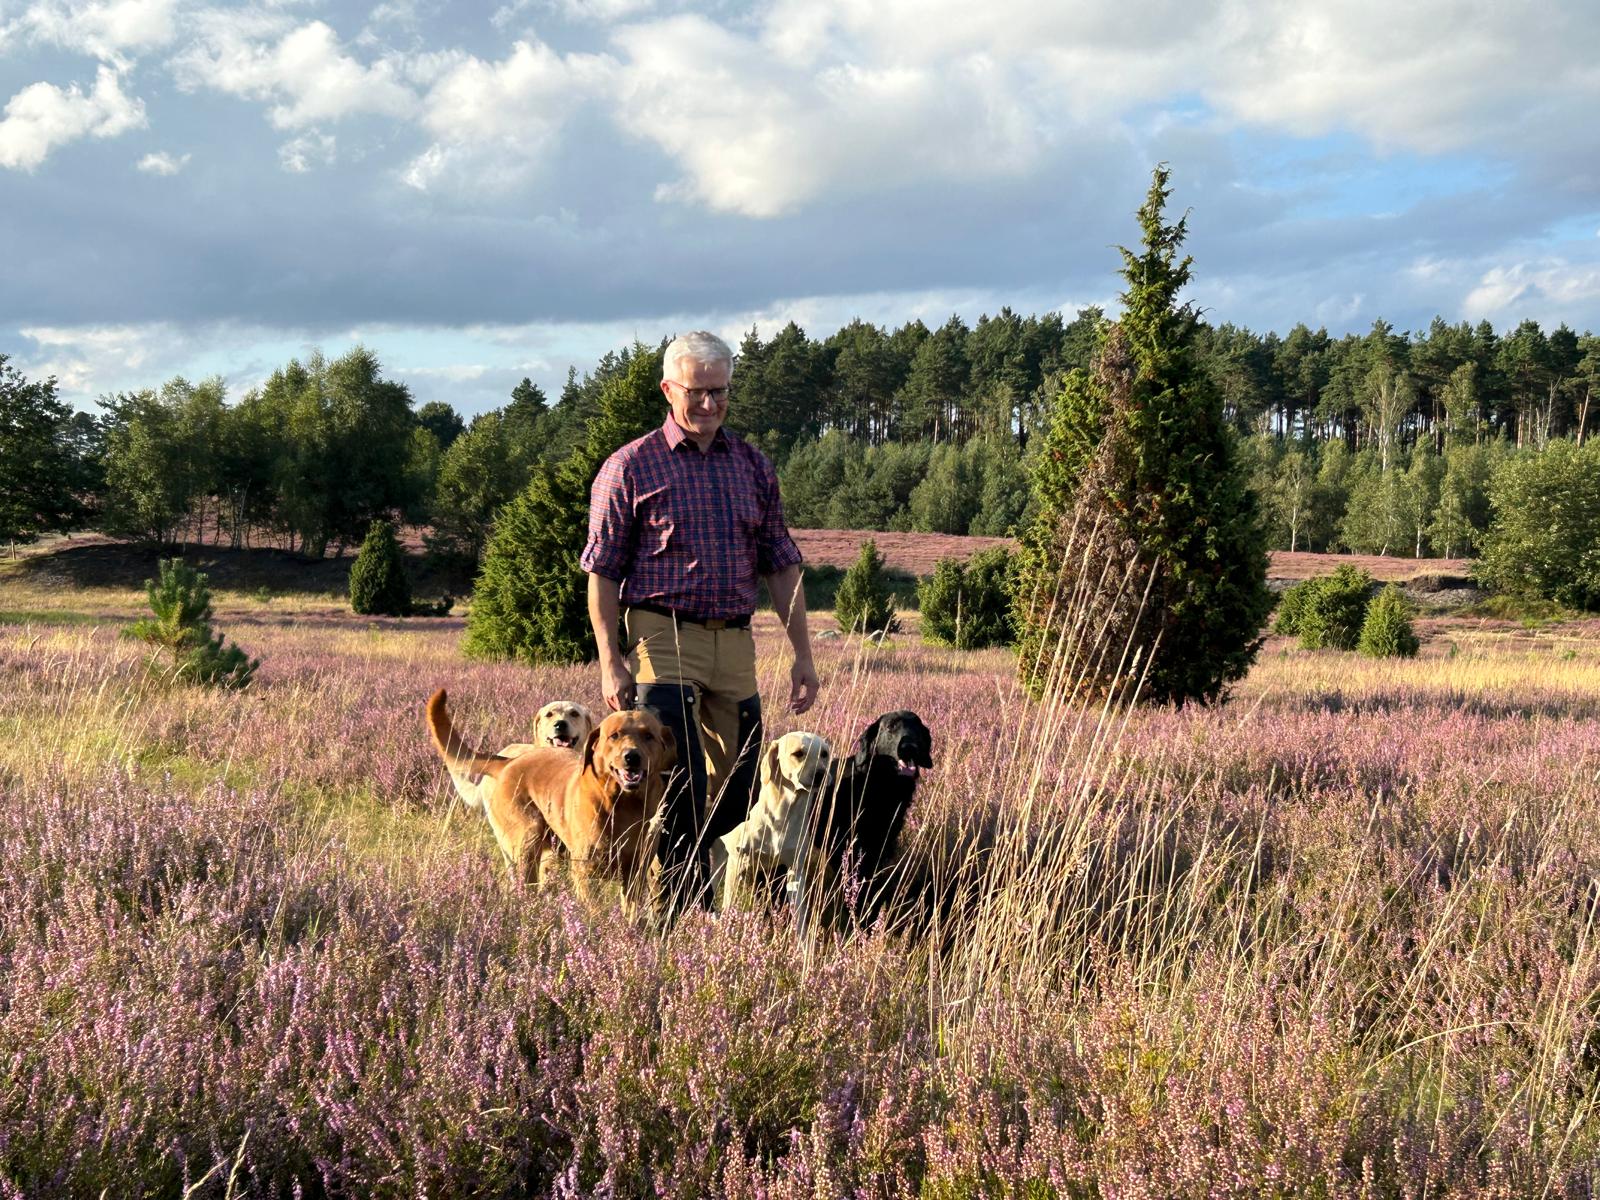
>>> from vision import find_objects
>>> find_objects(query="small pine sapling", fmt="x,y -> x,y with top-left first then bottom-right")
125,558 -> 258,688
1358,584 -> 1420,658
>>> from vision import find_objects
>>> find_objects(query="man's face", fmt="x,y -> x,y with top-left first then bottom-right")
661,356 -> 731,444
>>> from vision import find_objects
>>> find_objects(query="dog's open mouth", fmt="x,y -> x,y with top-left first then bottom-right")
546,733 -> 577,749
614,764 -> 646,790
896,759 -> 921,778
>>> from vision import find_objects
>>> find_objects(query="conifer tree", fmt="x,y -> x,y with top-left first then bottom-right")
125,558 -> 258,688
465,343 -> 664,663
1013,167 -> 1272,704
349,519 -> 413,616
834,538 -> 899,635
1358,583 -> 1420,658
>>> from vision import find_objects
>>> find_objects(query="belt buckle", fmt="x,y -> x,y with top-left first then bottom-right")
704,617 -> 728,630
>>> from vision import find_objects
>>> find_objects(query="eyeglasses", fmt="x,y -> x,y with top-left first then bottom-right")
665,380 -> 729,404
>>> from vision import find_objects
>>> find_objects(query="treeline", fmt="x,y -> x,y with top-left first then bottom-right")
2,310 -> 1597,566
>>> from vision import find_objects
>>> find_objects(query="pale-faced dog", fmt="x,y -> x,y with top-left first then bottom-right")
711,731 -> 833,911
444,700 -> 597,812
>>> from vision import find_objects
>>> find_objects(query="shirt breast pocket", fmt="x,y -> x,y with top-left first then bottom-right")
731,490 -> 762,536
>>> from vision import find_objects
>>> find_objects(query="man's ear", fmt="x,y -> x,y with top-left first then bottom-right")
658,725 -> 677,772
855,717 -> 882,766
761,739 -> 781,789
582,726 -> 603,775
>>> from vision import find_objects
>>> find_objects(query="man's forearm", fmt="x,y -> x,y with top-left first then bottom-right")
765,564 -> 813,661
588,573 -> 624,664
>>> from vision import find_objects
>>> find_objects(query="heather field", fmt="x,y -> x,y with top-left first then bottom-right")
4,555 -> 1600,1197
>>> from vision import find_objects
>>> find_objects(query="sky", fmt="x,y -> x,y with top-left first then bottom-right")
3,0 -> 1598,418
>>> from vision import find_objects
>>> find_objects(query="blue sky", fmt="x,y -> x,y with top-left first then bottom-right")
3,0 -> 1598,418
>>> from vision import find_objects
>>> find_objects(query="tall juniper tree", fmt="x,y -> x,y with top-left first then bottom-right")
465,343 -> 665,663
1013,166 -> 1272,705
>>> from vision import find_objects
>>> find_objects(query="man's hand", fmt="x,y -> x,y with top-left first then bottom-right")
789,657 -> 819,715
601,655 -> 636,711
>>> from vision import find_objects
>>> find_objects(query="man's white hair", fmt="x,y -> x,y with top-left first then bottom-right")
663,330 -> 733,380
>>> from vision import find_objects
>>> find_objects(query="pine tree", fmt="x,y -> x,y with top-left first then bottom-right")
465,343 -> 665,663
1358,584 -> 1420,658
349,519 -> 413,615
834,538 -> 899,635
124,558 -> 257,688
1013,166 -> 1273,705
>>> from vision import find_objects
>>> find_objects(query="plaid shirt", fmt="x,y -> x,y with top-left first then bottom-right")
581,417 -> 804,619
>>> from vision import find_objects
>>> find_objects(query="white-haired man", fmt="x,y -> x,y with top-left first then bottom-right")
581,330 -> 819,911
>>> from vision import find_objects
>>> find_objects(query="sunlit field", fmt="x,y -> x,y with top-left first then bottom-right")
4,548 -> 1600,1197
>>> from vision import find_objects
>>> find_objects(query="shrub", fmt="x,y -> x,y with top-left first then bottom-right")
1358,584 -> 1420,658
1294,565 -> 1373,651
1476,439 -> 1600,611
1013,167 -> 1272,704
834,538 -> 899,635
919,547 -> 1015,649
349,519 -> 413,616
1273,580 -> 1312,636
124,558 -> 257,688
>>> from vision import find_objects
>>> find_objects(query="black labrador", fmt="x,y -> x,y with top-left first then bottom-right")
805,710 -> 934,930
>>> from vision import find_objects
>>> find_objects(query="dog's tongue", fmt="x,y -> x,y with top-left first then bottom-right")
617,765 -> 644,788
896,759 -> 920,778
549,734 -> 575,748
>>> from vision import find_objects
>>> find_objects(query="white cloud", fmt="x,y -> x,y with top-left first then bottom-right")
15,0 -> 178,67
0,65 -> 146,171
402,38 -> 614,192
1463,259 -> 1600,323
278,128 -> 335,172
172,18 -> 416,129
596,0 -> 1600,219
136,148 -> 189,173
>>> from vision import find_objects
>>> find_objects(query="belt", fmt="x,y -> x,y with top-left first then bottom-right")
627,603 -> 752,630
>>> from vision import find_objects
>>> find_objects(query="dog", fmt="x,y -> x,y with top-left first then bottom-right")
809,710 -> 934,929
711,731 -> 833,912
426,689 -> 673,918
443,699 -> 597,812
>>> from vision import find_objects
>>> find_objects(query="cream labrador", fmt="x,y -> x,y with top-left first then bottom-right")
711,731 -> 833,912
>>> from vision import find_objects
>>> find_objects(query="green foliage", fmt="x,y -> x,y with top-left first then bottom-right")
833,538 -> 899,635
99,377 -> 225,547
919,547 -> 1015,649
466,343 -> 665,663
424,412 -> 528,569
1358,584 -> 1420,658
0,355 -> 89,548
1272,581 -> 1310,636
1289,565 -> 1374,650
349,520 -> 413,616
415,401 -> 464,451
124,558 -> 257,688
1013,166 -> 1273,705
1476,438 -> 1600,610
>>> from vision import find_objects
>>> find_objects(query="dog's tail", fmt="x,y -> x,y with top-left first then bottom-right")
426,689 -> 512,779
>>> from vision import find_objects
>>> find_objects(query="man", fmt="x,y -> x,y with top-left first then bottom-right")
581,330 -> 819,911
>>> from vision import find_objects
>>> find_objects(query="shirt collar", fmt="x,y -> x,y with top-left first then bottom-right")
662,415 -> 731,453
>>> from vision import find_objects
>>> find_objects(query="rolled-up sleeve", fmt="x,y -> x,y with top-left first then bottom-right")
580,453 -> 634,580
755,456 -> 803,577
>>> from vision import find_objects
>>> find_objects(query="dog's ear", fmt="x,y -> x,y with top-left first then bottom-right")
854,717 -> 882,767
761,739 -> 781,788
581,726 -> 603,775
577,704 -> 597,740
657,724 -> 677,772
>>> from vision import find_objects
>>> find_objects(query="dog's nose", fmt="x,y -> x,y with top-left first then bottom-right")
622,749 -> 642,770
553,721 -> 568,733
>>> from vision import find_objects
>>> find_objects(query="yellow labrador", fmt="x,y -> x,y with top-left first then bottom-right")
711,731 -> 832,911
444,699 -> 597,812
